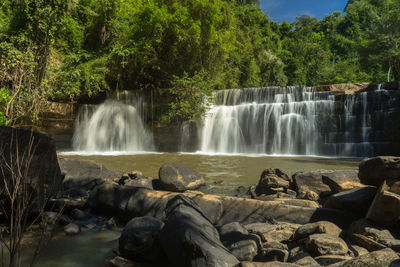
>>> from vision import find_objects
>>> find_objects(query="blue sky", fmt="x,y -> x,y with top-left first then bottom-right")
260,0 -> 348,23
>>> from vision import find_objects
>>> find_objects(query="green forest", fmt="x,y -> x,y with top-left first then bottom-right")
0,0 -> 399,125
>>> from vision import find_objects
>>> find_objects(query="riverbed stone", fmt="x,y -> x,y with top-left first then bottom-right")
358,157 -> 400,186
64,223 -> 80,236
314,255 -> 352,266
305,234 -> 348,256
323,186 -> 377,217
59,158 -> 122,190
255,168 -> 291,195
321,170 -> 362,193
327,248 -> 399,267
294,221 -> 342,241
158,162 -> 205,192
119,216 -> 164,262
159,195 -> 239,267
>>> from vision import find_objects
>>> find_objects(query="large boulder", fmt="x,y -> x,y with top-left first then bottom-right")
323,186 -> 377,217
119,216 -> 164,262
159,195 -> 239,267
292,171 -> 332,200
59,158 -> 122,190
359,157 -> 400,186
0,126 -> 62,209
321,170 -> 362,193
366,179 -> 400,227
158,162 -> 205,192
327,248 -> 399,267
255,168 -> 291,195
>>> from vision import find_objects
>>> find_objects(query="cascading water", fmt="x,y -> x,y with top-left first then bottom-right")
198,85 -> 398,157
72,91 -> 154,152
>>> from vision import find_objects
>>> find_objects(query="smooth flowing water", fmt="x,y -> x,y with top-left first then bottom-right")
72,91 -> 154,152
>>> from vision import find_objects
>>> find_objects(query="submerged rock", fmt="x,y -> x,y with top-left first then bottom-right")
158,162 -> 205,192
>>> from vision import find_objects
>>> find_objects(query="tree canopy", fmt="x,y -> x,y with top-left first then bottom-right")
0,0 -> 399,124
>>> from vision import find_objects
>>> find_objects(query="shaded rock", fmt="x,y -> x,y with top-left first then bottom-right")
253,197 -> 319,208
286,189 -> 297,197
245,222 -> 299,243
256,248 -> 289,262
327,248 -> 399,267
294,221 -> 342,241
289,246 -> 312,263
88,184 -> 357,228
255,168 -> 291,195
350,233 -> 386,252
119,216 -> 164,262
0,127 -> 62,210
349,245 -> 369,257
105,256 -> 137,267
293,171 -> 332,201
367,180 -> 400,227
64,223 -> 80,236
49,197 -> 86,212
323,186 -> 377,217
59,158 -> 122,190
241,262 -> 301,267
305,234 -> 348,256
292,256 -> 320,266
159,195 -> 239,267
359,157 -> 400,186
321,170 -> 362,193
264,241 -> 288,250
70,208 -> 88,220
315,255 -> 352,266
219,222 -> 259,261
348,219 -> 396,246
106,217 -> 117,229
59,215 -> 72,226
158,162 -> 205,192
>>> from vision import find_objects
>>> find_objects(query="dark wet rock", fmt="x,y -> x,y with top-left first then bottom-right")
292,171 -> 332,201
59,215 -> 73,226
305,234 -> 348,256
42,211 -> 59,224
59,158 -> 122,190
70,208 -> 88,220
294,221 -> 342,241
321,170 -> 361,193
286,189 -> 297,197
106,217 -> 117,229
159,195 -> 239,267
359,157 -> 400,186
255,168 -> 291,195
323,186 -> 377,217
314,255 -> 352,266
119,216 -> 164,262
327,248 -> 399,267
158,162 -> 205,192
105,256 -> 136,267
0,127 -> 62,209
256,248 -> 289,262
348,219 -> 397,247
64,223 -> 80,236
367,180 -> 400,227
63,187 -> 89,198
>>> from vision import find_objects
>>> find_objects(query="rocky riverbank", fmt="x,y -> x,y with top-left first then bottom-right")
2,126 -> 400,266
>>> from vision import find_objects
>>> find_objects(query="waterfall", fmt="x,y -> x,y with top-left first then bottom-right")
198,86 -> 395,157
72,91 -> 154,152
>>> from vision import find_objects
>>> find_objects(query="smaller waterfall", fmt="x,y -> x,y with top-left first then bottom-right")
72,91 -> 154,152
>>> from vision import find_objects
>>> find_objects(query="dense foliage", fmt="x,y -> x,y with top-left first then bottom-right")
0,0 -> 399,124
